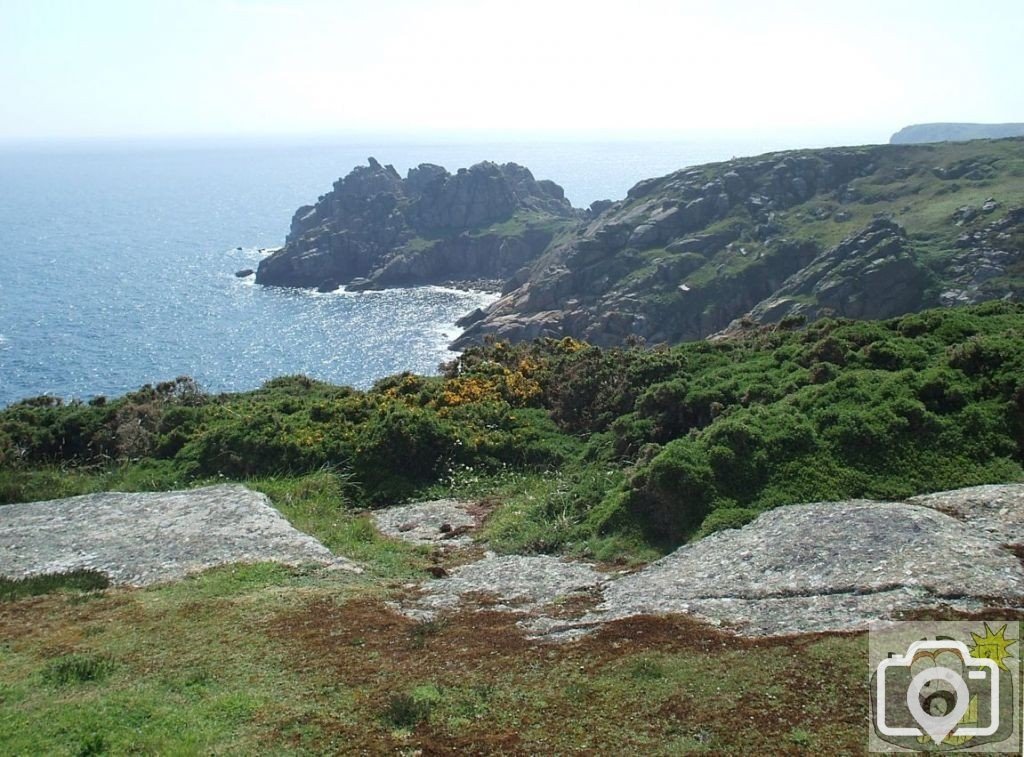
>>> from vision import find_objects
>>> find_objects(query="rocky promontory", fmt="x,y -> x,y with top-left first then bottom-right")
255,158 -> 581,291
453,138 -> 1024,348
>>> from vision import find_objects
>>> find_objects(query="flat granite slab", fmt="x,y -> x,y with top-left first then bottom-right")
573,500 -> 1024,636
0,484 -> 360,586
396,553 -> 608,623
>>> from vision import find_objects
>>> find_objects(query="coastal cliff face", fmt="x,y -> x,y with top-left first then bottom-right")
453,139 -> 1024,348
255,158 -> 580,291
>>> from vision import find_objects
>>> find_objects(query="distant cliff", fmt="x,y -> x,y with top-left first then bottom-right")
255,158 -> 580,291
891,123 -> 1024,144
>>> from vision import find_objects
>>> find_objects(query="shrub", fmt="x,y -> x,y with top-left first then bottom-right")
697,507 -> 761,538
355,403 -> 460,502
634,379 -> 695,441
3,303 -> 1023,552
382,684 -> 442,729
624,438 -> 715,545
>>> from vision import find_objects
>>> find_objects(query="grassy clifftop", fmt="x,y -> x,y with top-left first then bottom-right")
891,123 -> 1024,144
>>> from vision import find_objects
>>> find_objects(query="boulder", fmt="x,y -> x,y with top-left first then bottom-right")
588,199 -> 614,218
455,307 -> 488,328
722,170 -> 746,197
665,226 -> 740,255
627,223 -> 660,249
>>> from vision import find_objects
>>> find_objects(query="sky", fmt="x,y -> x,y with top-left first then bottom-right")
0,0 -> 1021,142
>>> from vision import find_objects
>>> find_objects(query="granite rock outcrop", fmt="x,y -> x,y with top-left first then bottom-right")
256,158 -> 579,291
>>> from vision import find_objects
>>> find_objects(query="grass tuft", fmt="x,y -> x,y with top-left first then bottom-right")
42,654 -> 116,686
0,570 -> 110,602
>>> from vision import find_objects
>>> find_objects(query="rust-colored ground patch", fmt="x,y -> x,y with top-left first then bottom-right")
264,594 -> 869,754
267,596 -> 538,684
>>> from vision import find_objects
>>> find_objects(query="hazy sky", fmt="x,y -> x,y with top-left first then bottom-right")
1,0 -> 1021,141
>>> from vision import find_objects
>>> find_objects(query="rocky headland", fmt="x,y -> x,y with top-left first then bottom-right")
891,122 -> 1024,144
255,158 -> 581,292
255,141 -> 1024,350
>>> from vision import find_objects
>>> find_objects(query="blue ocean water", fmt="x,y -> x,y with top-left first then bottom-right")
0,131 -> 883,406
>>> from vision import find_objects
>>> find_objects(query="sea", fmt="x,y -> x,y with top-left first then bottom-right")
0,129 -> 885,406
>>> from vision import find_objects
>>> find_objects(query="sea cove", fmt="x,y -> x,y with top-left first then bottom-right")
0,133 -> 876,406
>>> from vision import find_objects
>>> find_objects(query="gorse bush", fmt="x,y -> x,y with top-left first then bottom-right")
2,303 -> 1023,549
451,302 -> 1024,546
0,371 -> 575,507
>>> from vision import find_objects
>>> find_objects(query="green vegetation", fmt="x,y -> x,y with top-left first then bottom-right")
0,371 -> 579,509
4,302 -> 1023,554
5,144 -> 1024,754
0,570 -> 110,602
452,301 -> 1024,548
4,302 -> 1020,751
400,208 -> 576,255
41,653 -> 117,686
